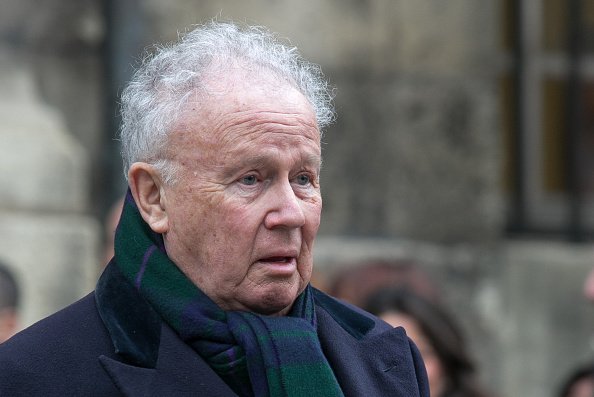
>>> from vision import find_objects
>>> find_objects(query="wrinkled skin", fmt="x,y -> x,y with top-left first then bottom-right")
130,70 -> 322,316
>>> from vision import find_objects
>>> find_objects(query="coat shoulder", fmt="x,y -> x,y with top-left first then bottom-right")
313,289 -> 430,397
312,287 -> 393,338
0,293 -> 119,396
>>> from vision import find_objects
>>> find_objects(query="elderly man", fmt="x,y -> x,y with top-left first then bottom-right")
0,21 -> 428,396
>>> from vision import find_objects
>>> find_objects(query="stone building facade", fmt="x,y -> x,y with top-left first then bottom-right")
1,1 -> 592,396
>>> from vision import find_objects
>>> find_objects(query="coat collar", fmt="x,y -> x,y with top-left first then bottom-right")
314,291 -> 429,397
95,261 -> 161,367
95,262 -> 379,369
311,288 -> 375,339
98,324 -> 236,397
95,262 -> 427,396
95,262 -> 236,396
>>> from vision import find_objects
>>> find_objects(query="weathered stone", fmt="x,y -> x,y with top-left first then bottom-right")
0,53 -> 100,328
0,212 -> 99,328
320,77 -> 502,242
0,62 -> 89,213
497,241 -> 594,396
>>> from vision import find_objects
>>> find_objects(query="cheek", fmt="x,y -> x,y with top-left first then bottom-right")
167,189 -> 224,250
223,202 -> 265,239
298,205 -> 320,279
304,201 -> 322,234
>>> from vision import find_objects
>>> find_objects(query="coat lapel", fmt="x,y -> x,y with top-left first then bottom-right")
95,263 -> 237,396
99,324 -> 237,397
314,290 -> 428,397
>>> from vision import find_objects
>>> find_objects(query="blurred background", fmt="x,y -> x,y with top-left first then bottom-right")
1,0 -> 594,395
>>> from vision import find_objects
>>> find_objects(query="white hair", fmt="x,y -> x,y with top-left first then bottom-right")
119,20 -> 335,183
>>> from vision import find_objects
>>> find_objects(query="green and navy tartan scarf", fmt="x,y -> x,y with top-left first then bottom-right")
114,190 -> 344,397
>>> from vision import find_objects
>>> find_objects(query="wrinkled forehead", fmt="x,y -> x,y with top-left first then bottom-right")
179,66 -> 317,127
166,68 -> 320,155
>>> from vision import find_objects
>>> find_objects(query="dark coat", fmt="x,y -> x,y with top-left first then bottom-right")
0,263 -> 429,396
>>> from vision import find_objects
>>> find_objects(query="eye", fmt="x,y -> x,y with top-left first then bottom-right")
295,173 -> 311,186
239,174 -> 258,186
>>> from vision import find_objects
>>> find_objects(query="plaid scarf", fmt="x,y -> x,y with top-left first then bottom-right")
114,190 -> 344,397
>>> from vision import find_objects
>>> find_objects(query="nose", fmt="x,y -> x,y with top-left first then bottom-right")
264,180 -> 306,230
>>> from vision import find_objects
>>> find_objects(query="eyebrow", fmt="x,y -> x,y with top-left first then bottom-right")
298,152 -> 323,169
221,151 -> 322,179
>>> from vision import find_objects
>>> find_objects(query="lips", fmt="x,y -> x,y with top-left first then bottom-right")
256,247 -> 300,263
255,253 -> 298,277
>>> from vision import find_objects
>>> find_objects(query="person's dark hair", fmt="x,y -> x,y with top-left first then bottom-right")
327,259 -> 441,307
364,287 -> 490,397
0,262 -> 19,311
557,363 -> 594,397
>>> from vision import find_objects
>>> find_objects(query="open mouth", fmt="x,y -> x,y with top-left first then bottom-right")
256,256 -> 297,276
260,256 -> 293,263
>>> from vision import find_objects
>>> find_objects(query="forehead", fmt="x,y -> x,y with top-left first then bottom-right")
170,71 -> 320,153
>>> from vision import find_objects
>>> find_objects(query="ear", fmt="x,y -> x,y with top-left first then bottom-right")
128,162 -> 169,234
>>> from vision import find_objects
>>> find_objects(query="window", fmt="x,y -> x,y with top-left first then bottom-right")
502,0 -> 594,240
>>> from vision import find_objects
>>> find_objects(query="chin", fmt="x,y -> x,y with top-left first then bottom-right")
251,287 -> 300,316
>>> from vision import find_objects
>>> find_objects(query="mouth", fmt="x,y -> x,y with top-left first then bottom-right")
256,255 -> 298,276
259,256 -> 293,263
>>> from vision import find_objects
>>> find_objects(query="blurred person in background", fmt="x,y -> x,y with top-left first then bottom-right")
0,261 -> 20,343
327,259 -> 442,307
557,363 -> 594,397
364,287 -> 492,397
583,266 -> 594,303
0,20 -> 429,396
564,265 -> 594,396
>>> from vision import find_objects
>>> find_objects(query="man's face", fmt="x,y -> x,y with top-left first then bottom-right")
159,73 -> 322,316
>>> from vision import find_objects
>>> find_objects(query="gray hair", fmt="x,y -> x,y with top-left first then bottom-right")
119,20 -> 335,183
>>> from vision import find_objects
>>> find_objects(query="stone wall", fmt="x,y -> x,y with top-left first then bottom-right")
0,54 -> 99,326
